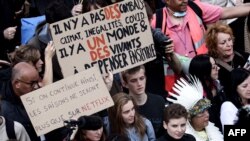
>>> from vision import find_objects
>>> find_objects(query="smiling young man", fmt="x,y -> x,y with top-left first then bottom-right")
121,65 -> 166,138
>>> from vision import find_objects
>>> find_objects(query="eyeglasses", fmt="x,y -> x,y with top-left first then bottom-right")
17,79 -> 40,89
212,64 -> 219,70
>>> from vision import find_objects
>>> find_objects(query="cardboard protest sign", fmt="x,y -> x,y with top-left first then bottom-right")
50,0 -> 156,77
21,67 -> 114,136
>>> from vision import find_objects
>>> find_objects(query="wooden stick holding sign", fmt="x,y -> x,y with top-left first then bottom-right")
21,66 -> 114,136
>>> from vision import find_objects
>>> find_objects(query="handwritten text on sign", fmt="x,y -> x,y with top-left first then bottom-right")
50,0 -> 156,77
21,67 -> 114,136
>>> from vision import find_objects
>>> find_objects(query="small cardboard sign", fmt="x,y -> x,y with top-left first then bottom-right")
21,67 -> 114,136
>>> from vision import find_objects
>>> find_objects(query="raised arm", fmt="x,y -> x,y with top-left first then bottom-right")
39,41 -> 55,86
220,3 -> 250,20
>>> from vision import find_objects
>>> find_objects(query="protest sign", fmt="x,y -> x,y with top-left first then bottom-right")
50,0 -> 156,77
21,67 -> 114,136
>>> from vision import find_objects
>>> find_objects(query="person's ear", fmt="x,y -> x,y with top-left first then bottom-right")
13,80 -> 21,89
119,72 -> 128,88
163,121 -> 168,130
123,81 -> 129,88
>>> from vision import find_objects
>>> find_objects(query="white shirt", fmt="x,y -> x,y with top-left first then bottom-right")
220,101 -> 238,132
0,116 -> 31,141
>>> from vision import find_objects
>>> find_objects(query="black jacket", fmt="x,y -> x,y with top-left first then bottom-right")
158,132 -> 196,141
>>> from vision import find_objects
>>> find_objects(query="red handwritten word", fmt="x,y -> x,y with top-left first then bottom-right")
87,34 -> 110,61
104,3 -> 121,20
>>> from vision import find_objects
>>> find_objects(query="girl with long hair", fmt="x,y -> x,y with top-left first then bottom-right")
107,92 -> 156,141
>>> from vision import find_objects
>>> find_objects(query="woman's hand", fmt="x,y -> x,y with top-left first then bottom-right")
71,4 -> 83,16
45,41 -> 56,60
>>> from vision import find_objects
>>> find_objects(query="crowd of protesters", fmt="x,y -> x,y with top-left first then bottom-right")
0,0 -> 250,141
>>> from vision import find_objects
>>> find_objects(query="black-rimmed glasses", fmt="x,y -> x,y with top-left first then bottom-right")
17,79 -> 40,89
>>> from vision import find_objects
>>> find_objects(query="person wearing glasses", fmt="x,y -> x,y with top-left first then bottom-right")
0,62 -> 42,141
189,54 -> 226,131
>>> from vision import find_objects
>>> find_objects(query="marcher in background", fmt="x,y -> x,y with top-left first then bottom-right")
0,62 -> 41,141
151,0 -> 250,58
189,54 -> 226,131
0,116 -> 31,141
158,103 -> 195,141
200,0 -> 250,53
144,1 -> 182,97
167,76 -> 223,141
0,0 -> 26,61
107,92 -> 156,141
206,22 -> 250,96
0,43 -> 55,89
150,0 -> 250,96
121,65 -> 166,138
220,68 -> 250,131
0,99 -> 31,141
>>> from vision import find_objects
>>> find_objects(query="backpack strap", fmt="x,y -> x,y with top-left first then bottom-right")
215,58 -> 233,72
5,118 -> 16,140
156,8 -> 163,29
156,8 -> 168,34
188,0 -> 207,29
234,51 -> 244,59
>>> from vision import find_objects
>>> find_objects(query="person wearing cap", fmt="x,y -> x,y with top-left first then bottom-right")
158,103 -> 195,141
73,115 -> 106,141
167,76 -> 223,141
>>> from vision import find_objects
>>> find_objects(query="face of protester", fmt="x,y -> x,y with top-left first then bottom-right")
210,57 -> 219,80
124,69 -> 146,95
121,100 -> 135,125
166,0 -> 188,12
237,76 -> 250,104
83,127 -> 103,141
164,117 -> 187,139
35,59 -> 44,72
216,32 -> 234,59
190,110 -> 209,131
14,68 -> 40,96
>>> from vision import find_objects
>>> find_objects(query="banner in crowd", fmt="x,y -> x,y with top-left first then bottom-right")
50,0 -> 156,77
21,67 -> 114,136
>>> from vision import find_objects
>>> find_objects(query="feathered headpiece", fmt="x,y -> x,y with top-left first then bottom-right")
167,76 -> 211,116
